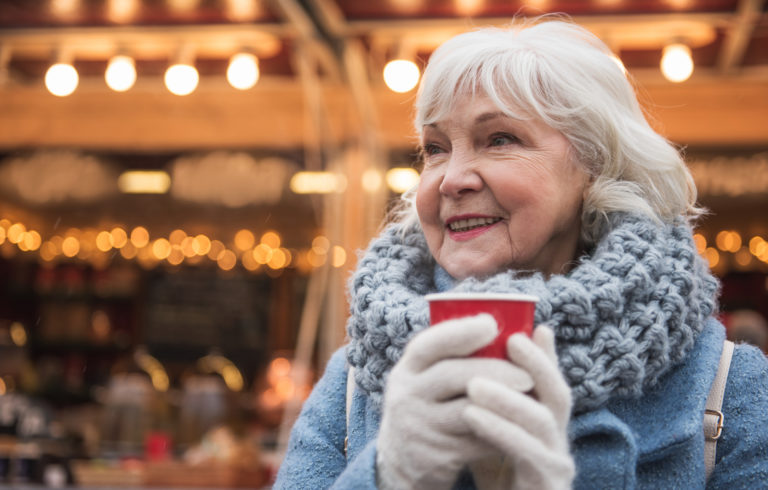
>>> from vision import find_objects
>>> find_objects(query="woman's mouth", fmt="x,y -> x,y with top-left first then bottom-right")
447,216 -> 502,232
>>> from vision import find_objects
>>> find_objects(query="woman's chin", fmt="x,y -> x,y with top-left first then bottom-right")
441,261 -> 507,281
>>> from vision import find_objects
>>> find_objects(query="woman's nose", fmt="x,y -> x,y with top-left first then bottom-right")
438,153 -> 483,198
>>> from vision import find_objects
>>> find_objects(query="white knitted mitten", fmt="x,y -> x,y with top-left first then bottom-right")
376,314 -> 534,490
464,326 -> 575,490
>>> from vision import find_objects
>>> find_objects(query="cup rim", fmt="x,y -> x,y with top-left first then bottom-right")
425,292 -> 539,303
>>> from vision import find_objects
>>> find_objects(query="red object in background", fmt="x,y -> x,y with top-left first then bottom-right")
145,432 -> 172,462
427,292 -> 539,359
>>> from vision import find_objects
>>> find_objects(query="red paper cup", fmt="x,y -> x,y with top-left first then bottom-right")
426,292 -> 539,359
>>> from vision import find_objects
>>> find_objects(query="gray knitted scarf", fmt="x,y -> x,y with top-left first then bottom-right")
345,213 -> 719,413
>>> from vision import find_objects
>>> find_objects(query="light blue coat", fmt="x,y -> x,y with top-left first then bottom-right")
274,319 -> 768,489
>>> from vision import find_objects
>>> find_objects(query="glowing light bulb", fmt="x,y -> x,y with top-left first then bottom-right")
386,167 -> 420,193
261,231 -> 281,249
227,53 -> 259,90
45,63 -> 79,96
164,63 -> 199,96
332,246 -> 346,268
234,229 -> 255,250
105,55 -> 136,92
362,169 -> 383,193
130,226 -> 150,248
383,59 -> 420,93
290,171 -> 347,194
661,43 -> 693,83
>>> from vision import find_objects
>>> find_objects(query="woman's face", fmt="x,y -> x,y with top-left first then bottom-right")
416,93 -> 590,280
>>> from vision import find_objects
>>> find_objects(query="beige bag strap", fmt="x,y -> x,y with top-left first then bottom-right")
703,339 -> 735,480
345,366 -> 355,456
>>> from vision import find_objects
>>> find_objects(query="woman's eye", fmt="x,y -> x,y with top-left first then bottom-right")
422,143 -> 444,156
489,134 -> 517,146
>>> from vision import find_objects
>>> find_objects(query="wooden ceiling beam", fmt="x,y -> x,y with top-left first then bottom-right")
267,0 -> 342,82
0,76 -> 765,151
717,0 -> 766,74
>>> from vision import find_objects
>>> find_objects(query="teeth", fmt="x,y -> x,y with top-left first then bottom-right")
448,217 -> 500,232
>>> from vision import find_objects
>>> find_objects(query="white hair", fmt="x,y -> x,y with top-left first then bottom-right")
398,16 -> 702,244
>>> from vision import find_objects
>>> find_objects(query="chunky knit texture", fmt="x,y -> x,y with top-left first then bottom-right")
345,213 -> 720,413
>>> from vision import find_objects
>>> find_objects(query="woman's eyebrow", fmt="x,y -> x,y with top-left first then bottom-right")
474,111 -> 510,124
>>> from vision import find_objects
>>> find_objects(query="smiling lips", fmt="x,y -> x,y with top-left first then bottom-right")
446,216 -> 502,232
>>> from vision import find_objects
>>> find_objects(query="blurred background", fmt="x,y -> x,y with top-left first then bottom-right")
0,0 -> 766,487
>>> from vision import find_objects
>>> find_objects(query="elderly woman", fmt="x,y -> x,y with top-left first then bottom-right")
274,18 -> 768,489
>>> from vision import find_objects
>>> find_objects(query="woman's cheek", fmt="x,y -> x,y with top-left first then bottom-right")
415,173 -> 439,221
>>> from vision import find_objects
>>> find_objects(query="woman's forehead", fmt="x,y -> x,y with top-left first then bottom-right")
420,90 -> 532,129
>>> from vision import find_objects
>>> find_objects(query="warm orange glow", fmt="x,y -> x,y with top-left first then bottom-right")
7,223 -> 25,244
130,226 -> 150,248
692,233 -> 706,254
164,63 -> 199,96
261,231 -> 281,249
207,240 -> 226,261
311,235 -> 330,254
242,250 -> 260,271
306,248 -> 327,267
180,236 -> 197,257
49,236 -> 64,254
91,310 -> 111,341
167,247 -> 184,265
111,227 -> 128,248
267,248 -> 287,269
734,247 -> 752,267
23,231 -> 42,251
193,234 -> 211,255
217,249 -> 237,271
386,167 -> 420,193
120,242 -> 138,259
271,357 -> 291,376
661,43 -> 693,83
227,52 -> 259,90
749,236 -> 766,256
252,243 -> 273,264
45,62 -> 79,96
77,233 -> 95,259
105,54 -> 137,92
10,322 -> 27,346
137,245 -> 158,268
96,230 -> 113,251
61,236 -> 80,257
169,229 -> 187,245
293,252 -> 313,274
704,247 -> 720,268
383,59 -> 420,93
152,238 -> 172,259
260,387 -> 281,408
17,233 -> 29,251
332,245 -> 346,268
715,230 -> 742,253
40,242 -> 57,261
235,229 -> 256,251
275,377 -> 296,399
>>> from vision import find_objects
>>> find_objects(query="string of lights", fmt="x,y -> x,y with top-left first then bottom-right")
0,219 -> 348,273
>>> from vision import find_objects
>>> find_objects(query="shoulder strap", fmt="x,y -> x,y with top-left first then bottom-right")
703,339 -> 735,480
344,366 -> 355,456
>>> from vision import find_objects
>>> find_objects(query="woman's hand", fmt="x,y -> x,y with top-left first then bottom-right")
464,325 -> 575,490
376,314 -> 534,490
